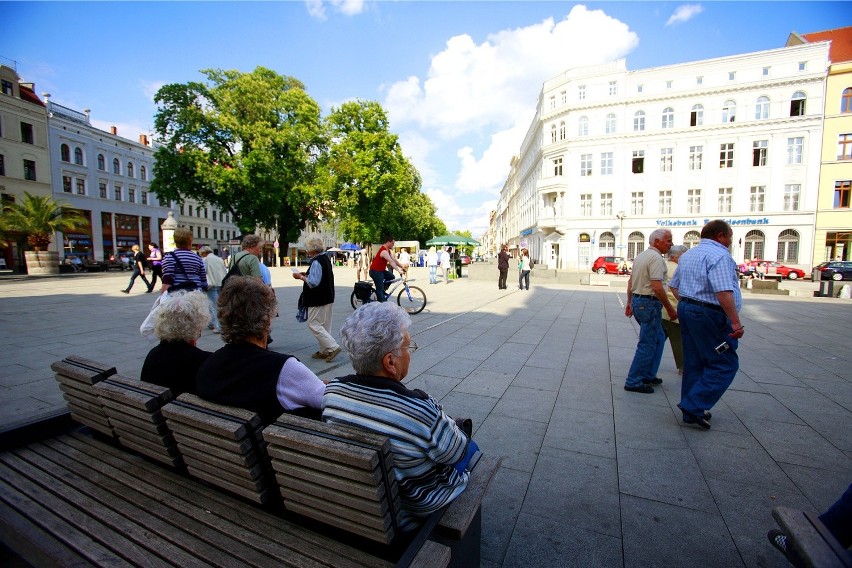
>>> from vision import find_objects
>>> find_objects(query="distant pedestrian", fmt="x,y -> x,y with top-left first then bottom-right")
426,247 -> 438,284
623,229 -> 677,394
518,248 -> 531,290
160,227 -> 207,293
293,238 -> 341,362
497,244 -> 510,289
439,246 -> 451,283
200,246 -> 226,333
230,235 -> 264,279
121,244 -> 151,294
669,220 -> 744,429
662,245 -> 688,375
356,247 -> 370,282
146,243 -> 163,293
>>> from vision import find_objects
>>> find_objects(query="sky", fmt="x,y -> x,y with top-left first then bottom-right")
2,1 -> 850,239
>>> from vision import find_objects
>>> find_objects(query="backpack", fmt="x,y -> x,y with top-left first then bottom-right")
221,253 -> 247,288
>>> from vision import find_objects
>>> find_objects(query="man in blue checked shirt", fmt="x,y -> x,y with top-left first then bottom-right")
669,220 -> 744,430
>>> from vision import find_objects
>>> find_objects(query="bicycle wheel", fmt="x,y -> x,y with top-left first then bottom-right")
397,285 -> 426,314
351,288 -> 378,309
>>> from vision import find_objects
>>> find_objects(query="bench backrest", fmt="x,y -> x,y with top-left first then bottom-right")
51,356 -> 117,437
93,375 -> 181,468
161,393 -> 274,504
262,413 -> 402,545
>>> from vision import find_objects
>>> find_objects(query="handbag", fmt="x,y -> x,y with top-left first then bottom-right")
296,292 -> 308,323
140,295 -> 162,341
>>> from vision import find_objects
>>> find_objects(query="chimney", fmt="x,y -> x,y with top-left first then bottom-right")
139,134 -> 149,146
110,126 -> 117,135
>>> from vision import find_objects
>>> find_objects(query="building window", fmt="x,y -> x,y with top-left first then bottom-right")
212,211 -> 217,222
114,186 -> 122,201
659,190 -> 672,214
63,175 -> 72,193
600,193 -> 612,216
23,159 -> 36,180
684,230 -> 701,249
580,154 -> 592,176
559,121 -> 567,140
755,96 -> 770,120
790,91 -> 806,116
76,179 -> 85,195
605,113 -> 616,134
99,182 -> 107,198
783,184 -> 800,211
552,157 -> 563,176
601,152 -> 613,175
722,100 -> 736,123
74,147 -> 83,165
718,187 -> 733,213
786,137 -> 804,164
687,189 -> 701,213
578,85 -> 586,100
61,144 -> 70,162
777,229 -> 799,263
842,88 -> 852,114
577,117 -> 587,137
97,154 -> 105,170
632,150 -> 645,174
666,80 -> 673,89
750,186 -> 765,212
550,124 -> 557,143
753,140 -> 768,166
661,107 -> 674,129
609,81 -> 617,96
728,71 -> 736,81
690,104 -> 703,126
142,191 -> 148,205
140,165 -> 147,181
627,231 -> 645,259
838,134 -> 852,160
113,158 -> 120,174
580,194 -> 592,216
213,228 -> 218,239
630,192 -> 644,216
128,188 -> 135,203
834,180 -> 850,208
744,230 -> 765,260
560,90 -> 566,105
660,148 -> 673,172
696,76 -> 703,85
1,79 -> 13,95
205,227 -> 209,238
637,84 -> 644,93
127,162 -> 134,178
763,66 -> 771,76
549,95 -> 556,110
689,145 -> 703,170
720,143 -> 734,168
798,61 -> 806,71
633,111 -> 645,131
21,122 -> 34,144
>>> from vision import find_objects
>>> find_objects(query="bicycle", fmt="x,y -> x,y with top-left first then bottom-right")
351,275 -> 427,314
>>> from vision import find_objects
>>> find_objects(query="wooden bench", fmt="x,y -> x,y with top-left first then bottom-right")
772,507 -> 852,568
51,356 -> 117,438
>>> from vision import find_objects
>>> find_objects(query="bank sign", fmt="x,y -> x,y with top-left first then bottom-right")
655,217 -> 770,228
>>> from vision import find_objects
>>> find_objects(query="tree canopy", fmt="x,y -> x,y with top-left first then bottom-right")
1,193 -> 89,251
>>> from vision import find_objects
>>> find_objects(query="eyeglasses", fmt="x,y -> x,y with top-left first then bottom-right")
406,341 -> 418,353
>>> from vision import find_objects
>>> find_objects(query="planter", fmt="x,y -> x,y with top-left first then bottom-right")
25,251 -> 60,275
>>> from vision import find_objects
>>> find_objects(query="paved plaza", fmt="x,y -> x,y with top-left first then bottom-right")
0,265 -> 850,567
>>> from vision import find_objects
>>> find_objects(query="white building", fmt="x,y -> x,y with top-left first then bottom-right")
495,41 -> 831,271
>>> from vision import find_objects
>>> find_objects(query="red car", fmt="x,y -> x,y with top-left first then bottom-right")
745,260 -> 805,280
592,256 -> 627,275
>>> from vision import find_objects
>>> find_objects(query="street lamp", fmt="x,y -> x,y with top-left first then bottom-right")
616,211 -> 626,256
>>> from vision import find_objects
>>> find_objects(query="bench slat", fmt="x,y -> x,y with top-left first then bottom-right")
172,431 -> 261,468
163,403 -> 252,441
102,404 -> 170,432
410,541 -> 452,568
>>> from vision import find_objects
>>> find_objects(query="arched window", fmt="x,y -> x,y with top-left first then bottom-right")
74,147 -> 83,165
790,91 -> 806,116
605,113 -> 616,134
842,88 -> 852,114
127,162 -> 134,178
684,230 -> 700,249
550,124 -> 557,143
755,96 -> 770,120
690,104 -> 704,126
140,165 -> 147,181
627,231 -> 645,260
97,154 -> 105,170
744,230 -> 765,260
60,144 -> 70,162
599,232 -> 615,256
577,117 -> 587,137
661,107 -> 674,129
777,229 -> 800,263
559,121 -> 567,140
113,158 -> 120,174
633,111 -> 645,132
722,100 -> 736,123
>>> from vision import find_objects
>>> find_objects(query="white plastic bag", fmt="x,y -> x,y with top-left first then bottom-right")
140,294 -> 162,341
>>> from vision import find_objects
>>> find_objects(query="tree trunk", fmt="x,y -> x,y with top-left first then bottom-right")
25,251 -> 60,275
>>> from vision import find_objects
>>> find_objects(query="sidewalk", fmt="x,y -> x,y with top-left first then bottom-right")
0,266 -> 850,567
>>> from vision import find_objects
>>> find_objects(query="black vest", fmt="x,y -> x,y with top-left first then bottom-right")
302,253 -> 335,307
196,342 -> 292,424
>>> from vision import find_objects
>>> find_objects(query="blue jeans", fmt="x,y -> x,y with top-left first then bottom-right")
625,296 -> 665,387
206,286 -> 220,330
454,439 -> 480,474
820,483 -> 852,548
428,265 -> 437,284
678,301 -> 739,414
124,267 -> 150,292
369,269 -> 392,302
519,270 -> 530,290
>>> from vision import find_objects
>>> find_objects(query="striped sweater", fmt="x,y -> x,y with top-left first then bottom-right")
322,374 -> 469,531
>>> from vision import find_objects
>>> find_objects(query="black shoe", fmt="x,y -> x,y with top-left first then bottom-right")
642,377 -> 663,385
121,289 -> 129,294
624,384 -> 654,394
682,409 -> 711,429
146,287 -> 153,293
767,529 -> 805,567
678,404 -> 711,421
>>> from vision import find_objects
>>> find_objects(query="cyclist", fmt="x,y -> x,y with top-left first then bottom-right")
369,235 -> 406,302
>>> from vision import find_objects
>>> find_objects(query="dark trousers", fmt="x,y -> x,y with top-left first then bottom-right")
498,268 -> 508,289
125,267 -> 150,292
519,270 -> 530,290
369,269 -> 394,302
149,264 -> 162,290
820,482 -> 852,548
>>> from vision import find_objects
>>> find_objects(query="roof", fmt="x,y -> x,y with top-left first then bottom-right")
799,26 -> 852,63
18,83 -> 45,107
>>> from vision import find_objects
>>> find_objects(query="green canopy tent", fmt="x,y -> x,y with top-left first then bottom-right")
425,234 -> 481,247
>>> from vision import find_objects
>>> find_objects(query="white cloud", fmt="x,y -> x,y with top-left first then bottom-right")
141,80 -> 166,103
305,0 -> 327,20
455,120 -> 531,194
305,0 -> 366,20
666,4 -> 703,26
90,119 -> 154,141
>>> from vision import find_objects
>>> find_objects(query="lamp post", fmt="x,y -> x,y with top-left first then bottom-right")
616,211 -> 626,256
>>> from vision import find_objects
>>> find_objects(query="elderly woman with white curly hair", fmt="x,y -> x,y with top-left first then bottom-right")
196,276 -> 326,423
141,290 -> 212,395
322,302 -> 479,531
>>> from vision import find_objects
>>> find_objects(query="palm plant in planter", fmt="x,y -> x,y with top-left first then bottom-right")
1,192 -> 89,274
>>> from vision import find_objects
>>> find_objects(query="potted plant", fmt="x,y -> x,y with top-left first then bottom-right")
1,192 -> 89,275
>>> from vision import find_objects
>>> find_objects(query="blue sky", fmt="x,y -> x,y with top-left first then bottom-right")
2,1 -> 849,239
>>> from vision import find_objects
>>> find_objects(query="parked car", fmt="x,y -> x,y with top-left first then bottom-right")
592,256 -> 627,275
744,260 -> 805,280
460,255 -> 472,265
815,260 -> 852,281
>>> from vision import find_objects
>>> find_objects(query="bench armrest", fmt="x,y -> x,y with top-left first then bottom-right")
772,506 -> 852,568
436,454 -> 501,540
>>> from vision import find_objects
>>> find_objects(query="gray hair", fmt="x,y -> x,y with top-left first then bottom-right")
241,234 -> 262,250
154,290 -> 210,342
218,276 -> 278,343
198,246 -> 213,256
667,245 -> 688,260
341,302 -> 410,375
306,237 -> 324,254
648,228 -> 671,245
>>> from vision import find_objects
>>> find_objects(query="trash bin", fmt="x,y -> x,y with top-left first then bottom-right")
455,259 -> 462,278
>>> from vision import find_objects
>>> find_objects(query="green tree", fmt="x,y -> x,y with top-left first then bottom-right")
1,192 -> 88,251
151,67 -> 326,243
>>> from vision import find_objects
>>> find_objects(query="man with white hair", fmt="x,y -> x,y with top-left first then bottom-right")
623,228 -> 677,394
292,238 -> 340,362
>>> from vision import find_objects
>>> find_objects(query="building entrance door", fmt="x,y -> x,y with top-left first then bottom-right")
578,244 -> 591,270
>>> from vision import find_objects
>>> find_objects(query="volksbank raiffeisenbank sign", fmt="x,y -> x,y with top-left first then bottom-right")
655,217 -> 770,228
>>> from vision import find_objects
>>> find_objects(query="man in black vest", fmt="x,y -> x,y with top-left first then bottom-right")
293,238 -> 341,362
